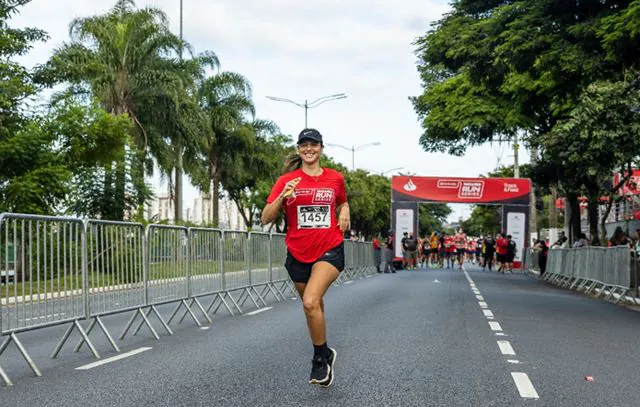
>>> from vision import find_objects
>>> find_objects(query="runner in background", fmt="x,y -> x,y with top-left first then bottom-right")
454,228 -> 467,270
372,234 -> 382,273
444,232 -> 456,269
483,235 -> 496,271
496,233 -> 508,273
438,233 -> 446,267
506,234 -> 516,273
261,128 -> 349,387
384,230 -> 396,273
401,232 -> 409,270
420,235 -> 430,268
429,232 -> 439,268
468,238 -> 477,265
475,236 -> 484,265
405,233 -> 418,270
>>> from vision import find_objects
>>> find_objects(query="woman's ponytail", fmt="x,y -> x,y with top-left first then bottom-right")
283,153 -> 302,174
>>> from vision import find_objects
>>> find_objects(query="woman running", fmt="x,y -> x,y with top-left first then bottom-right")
261,128 -> 350,388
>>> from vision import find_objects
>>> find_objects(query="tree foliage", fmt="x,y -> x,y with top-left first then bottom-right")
38,0 -> 216,219
413,0 -> 640,243
0,0 -> 70,214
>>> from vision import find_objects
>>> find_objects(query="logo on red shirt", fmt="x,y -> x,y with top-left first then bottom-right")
312,188 -> 334,204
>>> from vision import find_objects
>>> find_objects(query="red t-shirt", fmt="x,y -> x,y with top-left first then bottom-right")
444,236 -> 456,253
496,238 -> 508,255
454,233 -> 467,249
267,168 -> 347,263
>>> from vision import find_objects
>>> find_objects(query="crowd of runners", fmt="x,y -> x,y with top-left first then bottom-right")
375,228 -> 519,273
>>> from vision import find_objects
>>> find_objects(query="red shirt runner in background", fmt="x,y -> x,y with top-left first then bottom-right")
496,237 -> 508,255
267,168 -> 347,263
444,236 -> 456,253
454,233 -> 467,249
372,238 -> 381,250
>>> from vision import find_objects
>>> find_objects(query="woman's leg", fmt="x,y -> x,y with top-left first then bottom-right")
302,262 -> 339,346
294,282 -> 324,314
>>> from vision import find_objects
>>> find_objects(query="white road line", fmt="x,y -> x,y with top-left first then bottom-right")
200,327 -> 210,330
495,332 -> 507,336
498,340 -> 516,355
75,347 -> 152,370
483,309 -> 494,319
511,372 -> 540,399
489,321 -> 503,331
476,295 -> 484,301
245,307 -> 273,316
478,301 -> 488,308
507,359 -> 520,364
344,281 -> 354,285
365,275 -> 373,278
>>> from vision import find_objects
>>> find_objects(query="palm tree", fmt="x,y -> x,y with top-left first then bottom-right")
39,0 -> 214,220
197,71 -> 256,226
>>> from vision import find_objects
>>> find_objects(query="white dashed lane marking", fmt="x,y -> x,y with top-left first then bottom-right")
497,340 -> 516,355
489,321 -> 503,331
75,347 -> 152,370
245,307 -> 272,316
476,295 -> 484,301
483,309 -> 494,319
511,372 -> 540,399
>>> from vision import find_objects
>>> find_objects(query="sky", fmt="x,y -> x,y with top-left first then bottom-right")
9,0 -> 530,222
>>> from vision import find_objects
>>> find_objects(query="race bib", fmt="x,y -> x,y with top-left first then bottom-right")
297,205 -> 331,229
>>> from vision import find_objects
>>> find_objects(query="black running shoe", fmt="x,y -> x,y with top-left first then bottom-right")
309,355 -> 330,384
319,347 -> 337,388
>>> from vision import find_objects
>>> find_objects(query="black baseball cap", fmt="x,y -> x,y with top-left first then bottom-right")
297,128 -> 323,144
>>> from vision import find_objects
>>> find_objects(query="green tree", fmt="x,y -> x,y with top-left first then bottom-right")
196,71 -> 256,227
43,100 -> 134,218
344,170 -> 392,239
418,204 -> 452,237
412,0 -> 640,242
461,206 -> 501,237
222,120 -> 283,230
39,0 -> 215,220
544,79 -> 640,244
0,0 -> 70,214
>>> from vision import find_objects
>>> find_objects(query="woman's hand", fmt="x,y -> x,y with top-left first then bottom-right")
338,204 -> 350,233
280,177 -> 302,198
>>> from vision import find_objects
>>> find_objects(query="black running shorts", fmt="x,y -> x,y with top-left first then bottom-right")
285,242 -> 345,283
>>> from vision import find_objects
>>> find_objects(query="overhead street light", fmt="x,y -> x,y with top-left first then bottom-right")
380,167 -> 404,176
325,142 -> 381,171
265,93 -> 347,128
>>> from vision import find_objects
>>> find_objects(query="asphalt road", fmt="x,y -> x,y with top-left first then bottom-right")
1,265 -> 640,406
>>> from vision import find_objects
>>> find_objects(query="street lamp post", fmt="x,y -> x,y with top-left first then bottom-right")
325,142 -> 381,171
265,94 -> 347,128
380,167 -> 404,176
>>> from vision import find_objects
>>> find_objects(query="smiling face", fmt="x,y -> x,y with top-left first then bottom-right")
297,140 -> 323,165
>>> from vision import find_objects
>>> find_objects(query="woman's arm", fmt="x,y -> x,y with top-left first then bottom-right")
336,202 -> 350,233
261,195 -> 284,225
261,177 -> 299,225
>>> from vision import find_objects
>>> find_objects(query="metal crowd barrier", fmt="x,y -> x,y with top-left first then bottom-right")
0,213 -> 379,386
540,246 -> 640,306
